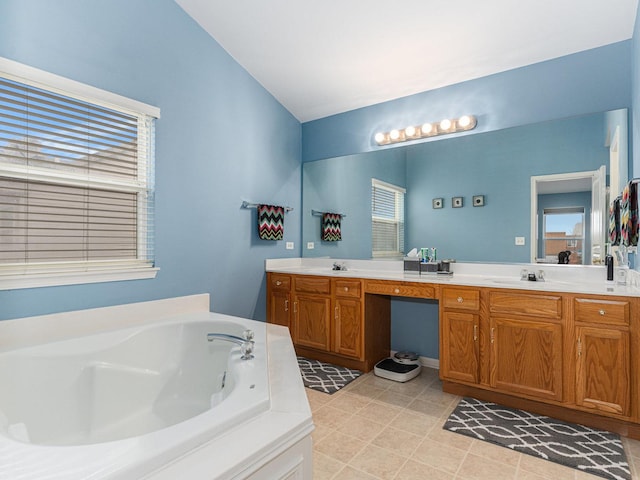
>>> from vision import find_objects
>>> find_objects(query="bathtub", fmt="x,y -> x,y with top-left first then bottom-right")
0,295 -> 313,479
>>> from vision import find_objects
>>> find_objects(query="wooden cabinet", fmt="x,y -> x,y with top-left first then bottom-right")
292,276 -> 332,351
574,297 -> 631,417
268,269 -> 640,437
440,287 -> 481,384
333,279 -> 363,358
267,273 -> 383,371
488,291 -> 564,402
267,273 -> 291,329
489,315 -> 563,402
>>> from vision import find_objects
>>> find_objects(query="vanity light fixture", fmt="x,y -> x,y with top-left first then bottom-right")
374,115 -> 477,145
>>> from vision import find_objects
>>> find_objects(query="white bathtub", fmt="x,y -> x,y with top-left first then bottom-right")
0,315 -> 268,447
0,295 -> 313,480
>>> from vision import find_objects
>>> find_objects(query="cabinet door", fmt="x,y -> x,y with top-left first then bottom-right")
269,290 -> 290,329
489,316 -> 563,402
333,298 -> 362,359
440,311 -> 479,384
293,294 -> 331,351
575,326 -> 630,416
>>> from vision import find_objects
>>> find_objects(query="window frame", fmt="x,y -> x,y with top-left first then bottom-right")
542,206 -> 585,264
0,57 -> 160,290
371,178 -> 406,258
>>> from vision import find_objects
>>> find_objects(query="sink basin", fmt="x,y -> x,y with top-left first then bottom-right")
485,277 -> 571,286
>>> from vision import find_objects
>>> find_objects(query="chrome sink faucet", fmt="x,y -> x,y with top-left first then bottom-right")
207,329 -> 255,360
332,262 -> 347,271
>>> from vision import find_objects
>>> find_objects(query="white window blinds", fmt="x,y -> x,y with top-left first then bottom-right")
371,178 -> 405,258
0,59 -> 158,287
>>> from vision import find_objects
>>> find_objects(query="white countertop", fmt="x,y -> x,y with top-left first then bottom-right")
265,258 -> 640,297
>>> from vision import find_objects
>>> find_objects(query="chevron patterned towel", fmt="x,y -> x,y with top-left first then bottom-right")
258,204 -> 285,240
621,184 -> 631,246
322,212 -> 342,241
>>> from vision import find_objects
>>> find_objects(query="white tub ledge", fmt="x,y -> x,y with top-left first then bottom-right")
144,322 -> 314,480
0,295 -> 314,480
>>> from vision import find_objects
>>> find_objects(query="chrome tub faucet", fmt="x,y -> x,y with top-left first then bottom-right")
207,329 -> 255,360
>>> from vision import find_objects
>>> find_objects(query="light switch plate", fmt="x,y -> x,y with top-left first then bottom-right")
286,242 -> 294,250
515,237 -> 526,246
307,242 -> 315,250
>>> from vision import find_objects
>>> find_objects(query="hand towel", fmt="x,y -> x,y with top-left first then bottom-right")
609,197 -> 621,246
322,212 -> 342,242
621,184 -> 631,246
628,180 -> 638,247
257,204 -> 284,240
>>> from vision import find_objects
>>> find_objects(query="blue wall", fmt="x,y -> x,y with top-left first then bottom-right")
302,41 -> 632,163
0,0 -> 301,320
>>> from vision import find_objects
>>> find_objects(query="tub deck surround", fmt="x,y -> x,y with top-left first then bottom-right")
0,295 -> 313,480
266,258 -> 640,439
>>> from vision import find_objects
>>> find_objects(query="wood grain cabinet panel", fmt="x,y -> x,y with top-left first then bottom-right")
267,273 -> 291,330
333,297 -> 362,358
442,288 -> 480,311
489,291 -> 562,319
441,311 -> 479,383
293,293 -> 331,351
574,298 -> 629,326
489,316 -> 563,402
575,326 -> 630,416
365,280 -> 436,299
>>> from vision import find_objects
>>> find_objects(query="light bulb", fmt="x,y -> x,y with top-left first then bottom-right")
374,132 -> 387,144
421,123 -> 433,135
439,119 -> 452,130
389,129 -> 401,141
405,125 -> 416,137
458,115 -> 471,128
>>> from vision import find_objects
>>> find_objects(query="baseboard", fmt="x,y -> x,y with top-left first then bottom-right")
390,350 -> 439,370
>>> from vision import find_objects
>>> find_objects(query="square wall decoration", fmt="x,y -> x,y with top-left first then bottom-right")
473,195 -> 485,207
452,197 -> 463,208
432,198 -> 444,209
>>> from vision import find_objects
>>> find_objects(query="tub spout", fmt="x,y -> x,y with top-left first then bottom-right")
207,329 -> 255,360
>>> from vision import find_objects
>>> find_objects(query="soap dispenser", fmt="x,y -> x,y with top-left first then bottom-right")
605,255 -> 614,281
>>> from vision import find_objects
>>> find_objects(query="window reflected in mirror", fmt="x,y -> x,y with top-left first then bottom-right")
543,207 -> 585,264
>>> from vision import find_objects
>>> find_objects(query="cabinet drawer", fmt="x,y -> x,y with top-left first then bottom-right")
365,280 -> 436,299
294,276 -> 331,294
574,298 -> 629,326
334,279 -> 362,298
442,287 -> 480,311
489,291 -> 562,319
269,273 -> 291,291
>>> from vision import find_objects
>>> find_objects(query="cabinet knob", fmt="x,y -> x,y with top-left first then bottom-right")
344,287 -> 349,292
599,309 -> 606,316
394,288 -> 400,294
457,296 -> 463,303
276,281 -> 282,286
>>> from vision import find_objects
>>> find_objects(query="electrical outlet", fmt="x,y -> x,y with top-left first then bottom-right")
515,236 -> 526,246
286,242 -> 294,250
307,242 -> 315,250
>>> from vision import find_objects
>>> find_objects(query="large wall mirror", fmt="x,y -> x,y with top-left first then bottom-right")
302,109 -> 629,264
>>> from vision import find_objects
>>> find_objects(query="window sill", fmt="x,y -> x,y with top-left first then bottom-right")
0,267 -> 159,290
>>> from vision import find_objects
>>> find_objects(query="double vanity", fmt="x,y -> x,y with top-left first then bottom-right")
266,258 -> 640,438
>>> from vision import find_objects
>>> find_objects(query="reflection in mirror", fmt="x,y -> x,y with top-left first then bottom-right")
302,110 -> 629,264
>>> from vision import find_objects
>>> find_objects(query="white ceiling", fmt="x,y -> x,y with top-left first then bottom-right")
175,0 -> 638,123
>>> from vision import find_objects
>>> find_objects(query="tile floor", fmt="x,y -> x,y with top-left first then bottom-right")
307,367 -> 640,480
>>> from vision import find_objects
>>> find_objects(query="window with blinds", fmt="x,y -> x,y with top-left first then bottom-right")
0,59 -> 159,288
371,178 -> 405,258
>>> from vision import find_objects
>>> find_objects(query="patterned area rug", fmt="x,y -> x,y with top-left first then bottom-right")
297,357 -> 362,394
444,397 -> 630,480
